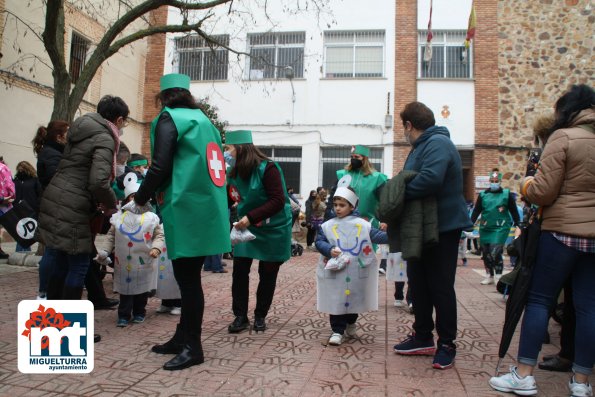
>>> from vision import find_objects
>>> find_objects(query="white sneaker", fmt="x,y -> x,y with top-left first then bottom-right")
481,276 -> 495,285
569,377 -> 593,397
345,323 -> 357,338
328,333 -> 343,346
489,366 -> 537,395
394,300 -> 404,307
170,307 -> 182,315
378,268 -> 386,275
156,305 -> 172,314
408,303 -> 414,313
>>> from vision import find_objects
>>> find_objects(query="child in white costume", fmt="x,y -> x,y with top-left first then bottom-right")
315,187 -> 388,346
96,173 -> 164,327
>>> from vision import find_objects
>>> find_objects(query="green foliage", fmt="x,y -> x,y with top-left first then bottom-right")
197,97 -> 227,140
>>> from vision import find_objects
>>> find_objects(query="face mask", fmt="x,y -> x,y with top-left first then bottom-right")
350,158 -> 363,170
490,183 -> 501,191
116,165 -> 126,177
224,151 -> 235,167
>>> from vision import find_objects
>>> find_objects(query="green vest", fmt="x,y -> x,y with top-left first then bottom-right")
228,161 -> 292,262
336,169 -> 388,228
150,107 -> 231,260
478,188 -> 512,244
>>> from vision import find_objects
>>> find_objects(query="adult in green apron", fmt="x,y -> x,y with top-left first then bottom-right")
471,170 -> 520,285
132,74 -> 231,371
335,145 -> 388,230
225,130 -> 292,334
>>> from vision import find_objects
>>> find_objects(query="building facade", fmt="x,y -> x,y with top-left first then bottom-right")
0,0 -> 152,171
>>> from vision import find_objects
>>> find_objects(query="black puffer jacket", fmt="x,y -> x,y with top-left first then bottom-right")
37,140 -> 64,189
14,172 -> 42,214
38,113 -> 117,254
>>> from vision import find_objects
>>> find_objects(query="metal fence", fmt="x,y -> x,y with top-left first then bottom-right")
175,34 -> 229,81
247,32 -> 305,80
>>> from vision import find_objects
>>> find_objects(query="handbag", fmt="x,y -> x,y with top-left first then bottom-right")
0,200 -> 38,248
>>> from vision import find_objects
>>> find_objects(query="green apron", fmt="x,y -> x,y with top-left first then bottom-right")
336,169 -> 388,228
478,188 -> 512,244
228,161 -> 292,262
150,107 -> 231,260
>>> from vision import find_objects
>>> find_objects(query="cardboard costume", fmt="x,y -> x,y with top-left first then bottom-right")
478,188 -> 512,244
316,216 -> 379,314
155,246 -> 181,300
149,106 -> 231,259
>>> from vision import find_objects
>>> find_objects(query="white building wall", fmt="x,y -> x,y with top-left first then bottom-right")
165,0 -> 395,199
416,0 -> 475,148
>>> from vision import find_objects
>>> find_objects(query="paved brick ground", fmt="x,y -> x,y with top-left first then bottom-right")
0,246 -> 574,396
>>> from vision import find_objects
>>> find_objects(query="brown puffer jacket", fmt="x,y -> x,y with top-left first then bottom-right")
38,113 -> 117,254
524,108 -> 595,238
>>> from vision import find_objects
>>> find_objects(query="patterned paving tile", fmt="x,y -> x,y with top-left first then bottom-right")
0,254 -> 582,396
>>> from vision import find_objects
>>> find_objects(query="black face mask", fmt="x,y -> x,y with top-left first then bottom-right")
350,158 -> 363,170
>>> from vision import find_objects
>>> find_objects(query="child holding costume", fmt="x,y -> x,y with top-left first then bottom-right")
96,173 -> 164,327
315,186 -> 388,346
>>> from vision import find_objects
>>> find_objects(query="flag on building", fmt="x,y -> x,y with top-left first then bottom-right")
423,0 -> 434,63
462,1 -> 476,64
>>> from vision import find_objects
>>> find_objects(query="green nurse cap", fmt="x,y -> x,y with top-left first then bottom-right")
225,130 -> 253,145
160,73 -> 190,91
353,145 -> 370,157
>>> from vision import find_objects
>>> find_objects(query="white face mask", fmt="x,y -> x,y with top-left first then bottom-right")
116,165 -> 126,177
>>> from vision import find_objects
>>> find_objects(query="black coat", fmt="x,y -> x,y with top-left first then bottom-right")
13,173 -> 42,214
37,140 -> 64,189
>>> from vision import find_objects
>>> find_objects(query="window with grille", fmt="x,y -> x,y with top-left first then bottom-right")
324,30 -> 385,78
69,32 -> 90,84
175,34 -> 229,81
247,32 -> 305,80
257,147 -> 302,191
320,147 -> 384,189
418,30 -> 472,79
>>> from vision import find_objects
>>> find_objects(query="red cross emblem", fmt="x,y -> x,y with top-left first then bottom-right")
228,185 -> 241,203
362,245 -> 372,256
206,142 -> 226,187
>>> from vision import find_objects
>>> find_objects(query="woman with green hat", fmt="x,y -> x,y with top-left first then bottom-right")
130,73 -> 231,371
336,145 -> 388,229
225,130 -> 292,334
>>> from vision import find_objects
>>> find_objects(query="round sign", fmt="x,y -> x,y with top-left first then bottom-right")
16,217 -> 37,240
337,174 -> 352,188
228,185 -> 241,203
206,142 -> 226,187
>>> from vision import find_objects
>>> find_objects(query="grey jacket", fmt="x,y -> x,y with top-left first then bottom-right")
38,113 -> 117,254
384,171 -> 439,261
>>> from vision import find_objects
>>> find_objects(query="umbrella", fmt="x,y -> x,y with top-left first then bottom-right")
495,215 -> 541,376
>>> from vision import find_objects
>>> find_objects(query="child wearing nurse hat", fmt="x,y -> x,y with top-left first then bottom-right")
314,186 -> 388,346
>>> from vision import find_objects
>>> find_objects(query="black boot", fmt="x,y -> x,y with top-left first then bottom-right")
152,324 -> 184,354
228,316 -> 249,333
94,334 -> 101,343
62,286 -> 83,300
253,317 -> 266,333
163,340 -> 204,371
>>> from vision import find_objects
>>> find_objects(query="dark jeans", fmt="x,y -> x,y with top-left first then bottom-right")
407,229 -> 460,346
203,254 -> 224,272
85,259 -> 109,303
330,313 -> 358,334
118,292 -> 148,319
395,281 -> 412,303
38,250 -> 52,293
467,237 -> 479,251
480,243 -> 504,276
306,226 -> 317,247
232,257 -> 281,319
518,232 -> 595,375
162,299 -> 182,307
45,247 -> 91,289
172,257 -> 205,343
558,280 -> 575,361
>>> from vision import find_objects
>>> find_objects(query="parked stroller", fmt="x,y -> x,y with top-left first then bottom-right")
291,240 -> 304,256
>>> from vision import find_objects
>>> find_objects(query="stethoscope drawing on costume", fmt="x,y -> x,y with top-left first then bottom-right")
331,223 -> 369,256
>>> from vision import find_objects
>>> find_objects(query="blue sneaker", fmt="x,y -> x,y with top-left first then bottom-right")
432,344 -> 456,369
116,318 -> 128,327
394,334 -> 435,355
132,315 -> 145,324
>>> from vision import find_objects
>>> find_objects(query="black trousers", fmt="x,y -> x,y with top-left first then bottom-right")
85,259 -> 108,303
172,257 -> 205,344
407,229 -> 460,346
232,257 -> 281,319
394,281 -> 412,303
481,243 -> 504,276
162,299 -> 182,307
118,292 -> 148,319
306,226 -> 317,247
329,313 -> 358,334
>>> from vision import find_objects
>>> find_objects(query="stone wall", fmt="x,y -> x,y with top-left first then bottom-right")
497,0 -> 593,190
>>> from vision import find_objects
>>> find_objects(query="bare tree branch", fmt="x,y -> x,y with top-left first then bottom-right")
0,10 -> 45,43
